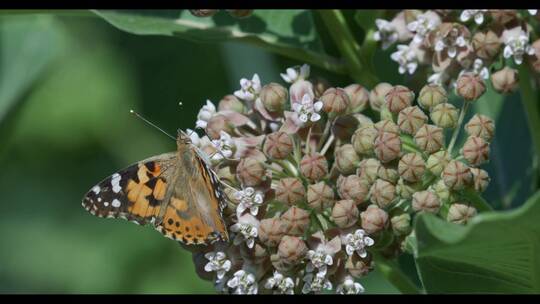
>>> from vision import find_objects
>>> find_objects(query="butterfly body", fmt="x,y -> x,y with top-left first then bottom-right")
82,131 -> 228,245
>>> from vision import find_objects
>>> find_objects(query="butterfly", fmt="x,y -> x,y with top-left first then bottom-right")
82,130 -> 228,245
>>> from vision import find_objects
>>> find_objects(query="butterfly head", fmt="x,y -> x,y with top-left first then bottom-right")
176,129 -> 193,146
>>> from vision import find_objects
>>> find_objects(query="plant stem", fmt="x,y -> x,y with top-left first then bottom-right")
517,64 -> 540,180
448,100 -> 471,155
372,254 -> 422,294
317,10 -> 378,86
320,134 -> 335,155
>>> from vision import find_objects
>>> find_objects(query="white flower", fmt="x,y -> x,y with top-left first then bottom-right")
373,18 -> 398,50
302,272 -> 332,294
427,70 -> 450,86
390,44 -> 419,75
434,27 -> 468,59
234,74 -> 261,101
195,100 -> 216,129
460,10 -> 488,25
459,58 -> 489,80
305,249 -> 333,276
407,12 -> 440,44
528,10 -> 538,15
336,276 -> 365,294
280,64 -> 310,83
291,93 -> 323,125
343,229 -> 375,258
264,271 -> 295,294
230,213 -> 259,249
234,187 -> 264,216
210,131 -> 234,161
204,251 -> 232,283
502,28 -> 535,65
227,270 -> 258,294
185,129 -> 201,146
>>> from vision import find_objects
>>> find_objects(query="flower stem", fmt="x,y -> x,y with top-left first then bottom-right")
320,134 -> 335,156
317,9 -> 378,87
448,100 -> 471,155
517,64 -> 540,180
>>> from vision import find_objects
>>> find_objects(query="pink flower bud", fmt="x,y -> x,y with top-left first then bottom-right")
263,131 -> 294,159
281,206 -> 310,236
307,181 -> 335,211
331,199 -> 360,228
300,153 -> 329,181
384,85 -> 414,113
275,177 -> 306,205
360,204 -> 389,234
237,157 -> 266,186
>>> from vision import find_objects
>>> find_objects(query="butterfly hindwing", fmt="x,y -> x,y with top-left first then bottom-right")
82,152 -> 176,225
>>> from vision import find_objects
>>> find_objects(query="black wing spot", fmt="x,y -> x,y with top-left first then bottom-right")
145,161 -> 156,172
175,221 -> 180,227
167,218 -> 174,225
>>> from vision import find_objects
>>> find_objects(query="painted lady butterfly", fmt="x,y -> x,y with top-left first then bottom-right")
82,130 -> 228,245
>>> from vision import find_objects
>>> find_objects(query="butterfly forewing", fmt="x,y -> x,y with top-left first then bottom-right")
82,153 -> 176,225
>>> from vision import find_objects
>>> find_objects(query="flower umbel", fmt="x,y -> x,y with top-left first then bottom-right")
264,271 -> 295,294
227,270 -> 258,294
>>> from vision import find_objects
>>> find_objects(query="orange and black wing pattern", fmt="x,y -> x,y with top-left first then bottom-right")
82,153 -> 176,226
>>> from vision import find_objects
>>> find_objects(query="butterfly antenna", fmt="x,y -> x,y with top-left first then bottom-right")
130,110 -> 176,141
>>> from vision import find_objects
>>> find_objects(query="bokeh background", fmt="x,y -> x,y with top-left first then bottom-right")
0,11 -> 535,293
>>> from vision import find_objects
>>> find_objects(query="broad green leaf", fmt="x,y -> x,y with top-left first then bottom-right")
92,9 -> 345,74
0,15 -> 66,123
414,191 -> 540,293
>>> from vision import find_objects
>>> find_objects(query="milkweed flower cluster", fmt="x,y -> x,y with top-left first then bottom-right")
374,9 -> 540,91
182,62 -> 495,294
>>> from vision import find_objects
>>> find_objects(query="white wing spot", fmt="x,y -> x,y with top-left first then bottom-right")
103,201 -> 109,207
97,197 -> 102,202
111,173 -> 122,193
92,186 -> 101,194
112,199 -> 121,208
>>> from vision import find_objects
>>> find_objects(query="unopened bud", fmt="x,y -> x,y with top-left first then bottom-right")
377,164 -> 399,183
335,144 -> 361,174
384,85 -> 414,113
307,182 -> 335,211
418,84 -> 448,110
352,124 -> 378,155
398,153 -> 426,182
414,124 -> 444,154
426,150 -> 451,176
345,84 -> 370,113
300,153 -> 329,181
491,67 -> 519,94
278,236 -> 308,265
462,136 -> 490,166
374,132 -> 401,163
369,83 -> 393,112
281,206 -> 310,236
275,177 -> 306,205
471,168 -> 490,193
357,158 -> 381,185
206,115 -> 232,139
465,114 -> 495,142
430,103 -> 459,129
397,106 -> 428,135
447,203 -> 477,224
360,204 -> 389,234
442,160 -> 473,190
263,131 -> 293,159
456,73 -> 486,101
369,179 -> 396,208
260,83 -> 287,112
337,175 -> 369,205
374,119 -> 400,135
321,87 -> 350,115
345,255 -> 373,278
258,217 -> 285,247
412,190 -> 441,213
396,178 -> 422,199
237,157 -> 266,186
331,199 -> 360,228
391,213 -> 412,236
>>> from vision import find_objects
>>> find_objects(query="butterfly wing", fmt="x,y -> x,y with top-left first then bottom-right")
155,145 -> 228,245
82,152 -> 177,226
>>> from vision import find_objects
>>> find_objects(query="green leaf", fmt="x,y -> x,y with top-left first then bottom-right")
414,191 -> 540,293
0,15 -> 66,123
92,9 -> 346,74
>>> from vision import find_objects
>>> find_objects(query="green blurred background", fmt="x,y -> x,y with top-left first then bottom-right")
0,12 -> 535,293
